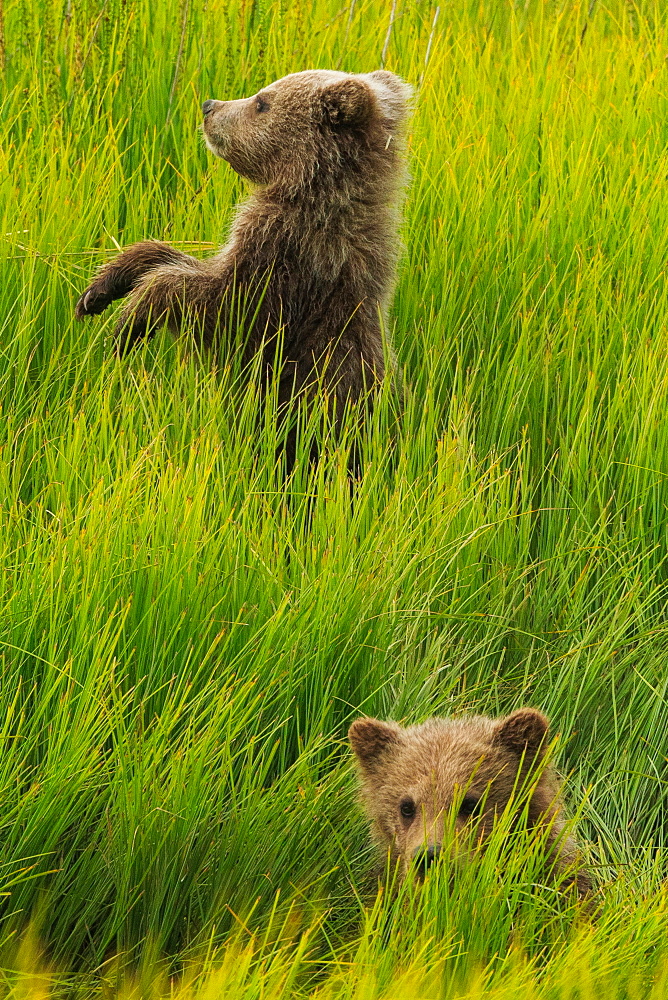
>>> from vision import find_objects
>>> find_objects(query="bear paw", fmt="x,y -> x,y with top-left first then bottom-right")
74,284 -> 113,319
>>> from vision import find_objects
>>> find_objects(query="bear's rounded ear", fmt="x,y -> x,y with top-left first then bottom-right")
365,70 -> 413,126
321,78 -> 372,127
493,708 -> 549,760
348,717 -> 402,772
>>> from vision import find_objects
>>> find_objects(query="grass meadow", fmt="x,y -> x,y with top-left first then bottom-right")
2,0 -> 668,995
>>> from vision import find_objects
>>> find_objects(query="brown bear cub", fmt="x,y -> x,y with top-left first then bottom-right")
349,708 -> 592,897
75,70 -> 411,433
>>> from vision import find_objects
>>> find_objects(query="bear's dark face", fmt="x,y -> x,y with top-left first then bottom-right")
349,709 -> 551,875
202,69 -> 412,187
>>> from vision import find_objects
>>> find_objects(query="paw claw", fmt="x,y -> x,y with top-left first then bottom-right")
75,285 -> 110,319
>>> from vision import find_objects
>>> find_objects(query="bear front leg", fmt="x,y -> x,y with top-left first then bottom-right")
112,265 -> 210,355
75,241 -> 194,319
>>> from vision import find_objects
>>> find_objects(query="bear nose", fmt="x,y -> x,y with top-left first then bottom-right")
413,845 -> 441,873
202,99 -> 216,116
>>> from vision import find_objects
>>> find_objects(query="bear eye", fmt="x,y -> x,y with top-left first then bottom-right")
459,795 -> 481,819
399,797 -> 416,821
256,96 -> 269,113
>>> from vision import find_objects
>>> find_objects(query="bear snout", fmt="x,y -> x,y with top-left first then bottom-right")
412,844 -> 441,874
202,99 -> 223,117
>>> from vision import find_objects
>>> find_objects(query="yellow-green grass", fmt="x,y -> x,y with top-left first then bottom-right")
1,0 -> 668,995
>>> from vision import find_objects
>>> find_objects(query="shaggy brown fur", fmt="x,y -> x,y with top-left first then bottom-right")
349,709 -> 592,896
75,70 -> 412,451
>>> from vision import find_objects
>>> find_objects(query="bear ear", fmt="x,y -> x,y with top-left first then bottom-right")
365,70 -> 413,126
493,708 -> 549,761
321,78 -> 372,127
348,717 -> 402,772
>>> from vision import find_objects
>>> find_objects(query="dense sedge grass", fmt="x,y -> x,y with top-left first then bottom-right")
2,0 -> 668,994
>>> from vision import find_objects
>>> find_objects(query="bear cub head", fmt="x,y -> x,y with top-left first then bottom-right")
202,69 -> 412,187
349,708 -> 589,890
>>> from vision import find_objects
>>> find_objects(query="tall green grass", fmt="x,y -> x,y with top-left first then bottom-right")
2,0 -> 668,994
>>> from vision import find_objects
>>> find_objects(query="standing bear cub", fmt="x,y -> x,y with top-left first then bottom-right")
349,708 -> 592,897
75,70 -> 412,437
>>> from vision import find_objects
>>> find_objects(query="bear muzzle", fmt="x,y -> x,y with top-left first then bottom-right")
202,99 -> 223,116
412,844 -> 441,875
201,101 -> 235,158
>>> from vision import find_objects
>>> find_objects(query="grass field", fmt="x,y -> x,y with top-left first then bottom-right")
2,0 -> 668,995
